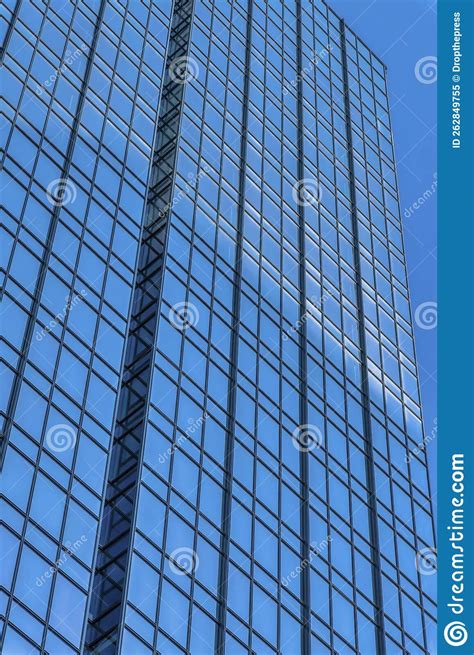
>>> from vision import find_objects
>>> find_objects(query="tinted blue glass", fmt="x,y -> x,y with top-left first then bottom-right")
1,0 -> 434,653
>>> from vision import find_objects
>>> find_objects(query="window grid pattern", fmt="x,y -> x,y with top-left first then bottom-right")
0,1 -> 435,654
102,1 -> 433,655
1,0 -> 172,652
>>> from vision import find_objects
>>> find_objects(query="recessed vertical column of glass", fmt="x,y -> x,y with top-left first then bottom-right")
295,1 -> 312,652
0,1 -> 172,653
85,1 -> 195,653
110,1 -> 252,653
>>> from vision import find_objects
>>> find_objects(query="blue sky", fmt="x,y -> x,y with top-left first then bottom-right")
329,0 -> 437,479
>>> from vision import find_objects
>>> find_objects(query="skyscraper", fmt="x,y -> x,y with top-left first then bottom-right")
1,0 -> 436,654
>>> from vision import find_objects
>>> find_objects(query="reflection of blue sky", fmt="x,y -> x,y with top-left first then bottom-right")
330,0 -> 437,484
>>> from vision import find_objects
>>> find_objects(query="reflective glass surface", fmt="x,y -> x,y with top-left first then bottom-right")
1,1 -> 435,654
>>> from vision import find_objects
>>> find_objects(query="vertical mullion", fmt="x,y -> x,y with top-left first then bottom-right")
84,2 -> 196,652
215,1 -> 253,652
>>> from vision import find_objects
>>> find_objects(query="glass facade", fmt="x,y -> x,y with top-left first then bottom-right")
1,1 -> 436,654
